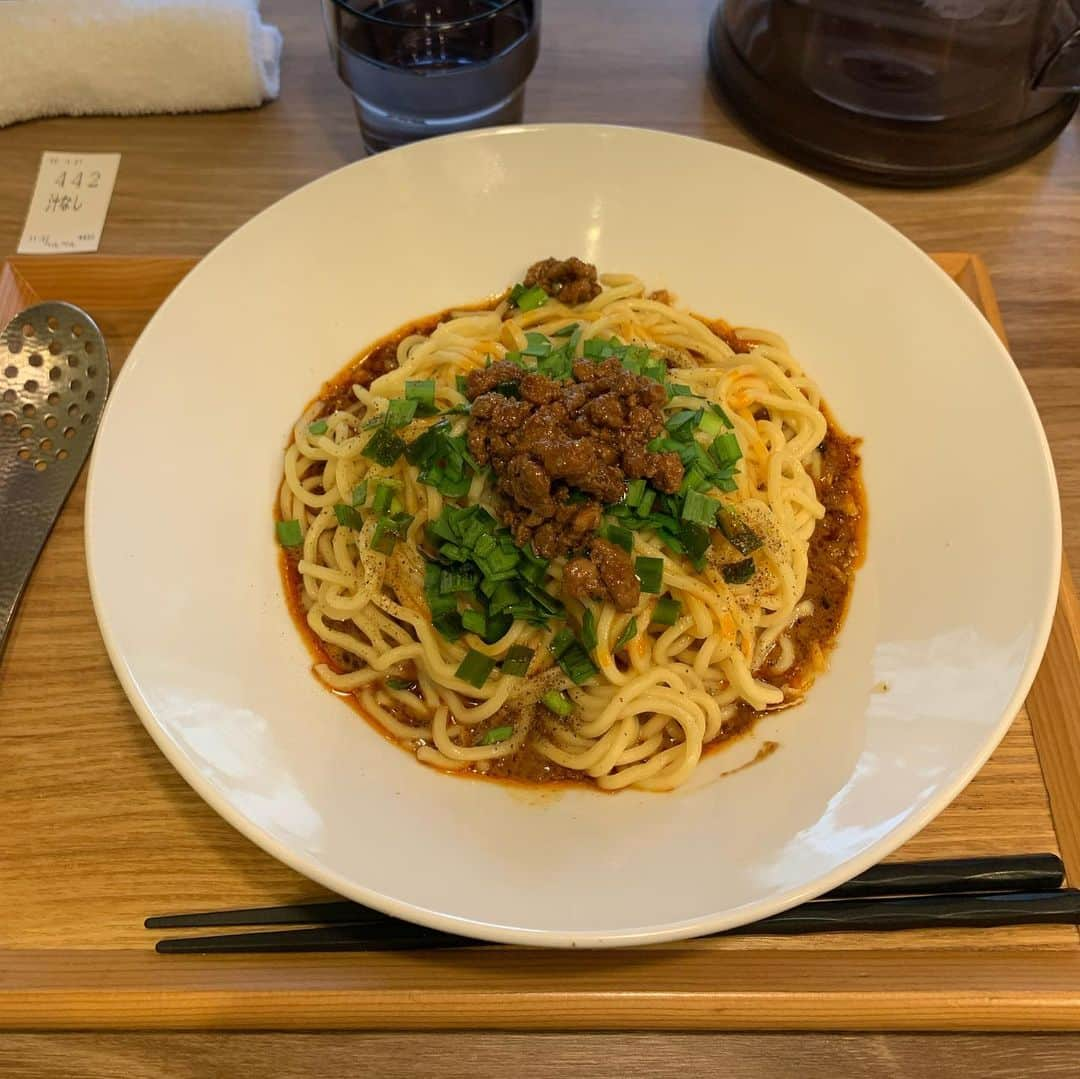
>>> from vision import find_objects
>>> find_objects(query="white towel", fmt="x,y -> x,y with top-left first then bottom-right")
0,0 -> 283,128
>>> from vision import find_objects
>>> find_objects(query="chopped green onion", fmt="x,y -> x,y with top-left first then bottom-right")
681,463 -> 709,495
580,606 -> 598,652
372,481 -> 397,514
717,506 -> 762,555
635,556 -> 664,593
424,562 -> 457,618
371,512 -> 413,555
665,409 -> 702,442
371,521 -> 397,555
614,616 -> 638,652
550,628 -> 576,658
552,322 -> 579,337
461,609 -> 487,636
667,383 -> 694,398
386,677 -> 413,691
482,612 -> 513,644
440,567 -> 478,594
350,481 -> 368,507
625,478 -> 647,508
522,332 -> 552,358
515,286 -> 548,312
656,530 -> 686,555
710,402 -> 733,427
333,503 -> 364,530
362,426 -> 406,467
698,408 -> 726,437
542,691 -> 575,717
385,397 -> 418,430
473,542 -> 520,580
710,432 -> 742,468
487,580 -> 520,614
501,645 -> 535,677
478,724 -> 514,745
521,580 -> 563,616
405,380 -> 438,415
433,612 -> 464,641
558,640 -> 599,685
405,419 -> 447,467
518,546 -> 550,584
637,488 -> 656,517
455,649 -> 497,689
599,522 -> 634,553
537,346 -> 574,380
307,419 -> 328,436
550,628 -> 599,684
276,519 -> 302,547
582,338 -> 607,359
647,436 -> 683,454
405,379 -> 435,400
682,489 -> 722,526
680,521 -> 711,567
508,283 -> 526,303
722,558 -> 756,585
651,595 -> 682,625
455,374 -> 470,396
642,362 -> 667,382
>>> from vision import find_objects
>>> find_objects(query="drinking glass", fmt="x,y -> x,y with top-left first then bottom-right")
322,0 -> 541,153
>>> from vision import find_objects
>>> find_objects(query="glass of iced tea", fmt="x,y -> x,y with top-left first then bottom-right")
322,0 -> 541,153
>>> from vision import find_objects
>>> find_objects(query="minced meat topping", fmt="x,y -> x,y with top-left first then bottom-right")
464,355 -> 684,611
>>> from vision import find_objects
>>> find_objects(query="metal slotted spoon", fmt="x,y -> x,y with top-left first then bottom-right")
0,302 -> 109,659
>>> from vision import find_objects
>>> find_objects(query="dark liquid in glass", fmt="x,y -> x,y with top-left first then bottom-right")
323,0 -> 540,152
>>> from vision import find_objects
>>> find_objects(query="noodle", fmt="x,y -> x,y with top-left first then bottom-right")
277,269 -> 861,792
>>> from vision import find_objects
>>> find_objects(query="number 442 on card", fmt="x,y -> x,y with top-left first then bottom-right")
18,152 -> 121,255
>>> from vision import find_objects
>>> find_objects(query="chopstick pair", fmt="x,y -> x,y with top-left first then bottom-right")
147,853 -> 1078,954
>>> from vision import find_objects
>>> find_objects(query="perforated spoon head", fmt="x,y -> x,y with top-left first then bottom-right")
0,302 -> 109,656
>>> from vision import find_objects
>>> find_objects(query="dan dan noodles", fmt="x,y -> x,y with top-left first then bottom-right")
276,258 -> 864,792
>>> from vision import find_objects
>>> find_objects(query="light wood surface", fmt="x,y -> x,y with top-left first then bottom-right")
3,1032 -> 1080,1079
1029,559 -> 1080,881
4,948 -> 1080,1032
1,0 -> 1078,1070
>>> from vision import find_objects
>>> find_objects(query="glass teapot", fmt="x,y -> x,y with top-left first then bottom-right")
710,0 -> 1080,185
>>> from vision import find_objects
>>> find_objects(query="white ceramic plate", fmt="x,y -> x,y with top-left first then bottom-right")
86,125 -> 1060,947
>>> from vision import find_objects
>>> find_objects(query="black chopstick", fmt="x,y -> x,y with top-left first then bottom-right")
148,853 -> 1072,954
818,852 -> 1064,900
734,888 -> 1080,935
145,853 -> 1065,931
154,889 -> 1080,953
145,900 -> 377,930
155,922 -> 477,954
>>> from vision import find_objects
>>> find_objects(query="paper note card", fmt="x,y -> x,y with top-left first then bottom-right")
18,152 -> 121,254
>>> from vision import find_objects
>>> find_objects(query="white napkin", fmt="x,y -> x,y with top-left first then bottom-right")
0,0 -> 283,128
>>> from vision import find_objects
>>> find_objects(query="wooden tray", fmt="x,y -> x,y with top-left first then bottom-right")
2,254 -> 1079,1032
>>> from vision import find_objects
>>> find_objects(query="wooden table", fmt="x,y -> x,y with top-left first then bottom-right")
0,1 -> 1077,1074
